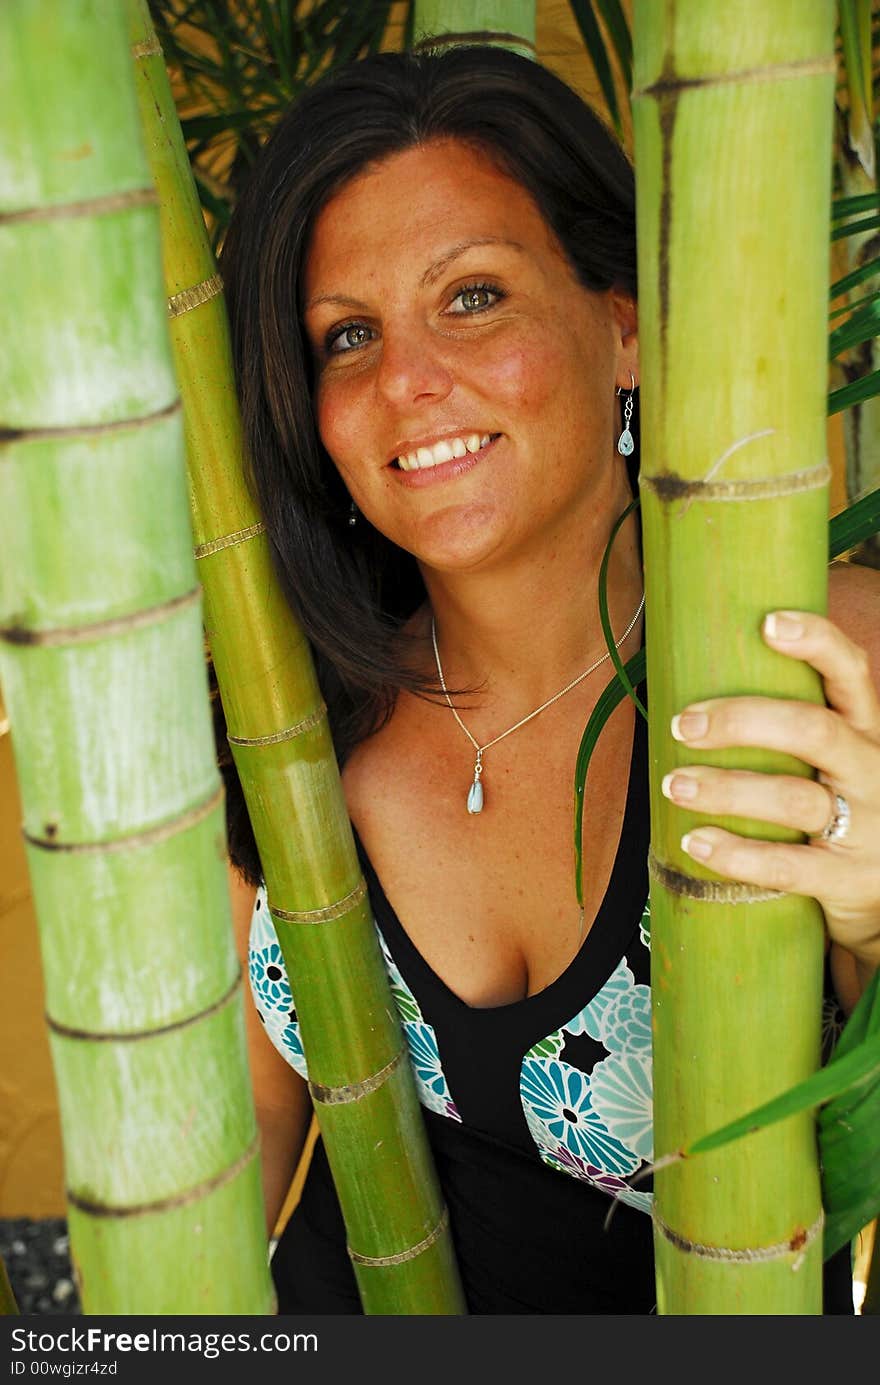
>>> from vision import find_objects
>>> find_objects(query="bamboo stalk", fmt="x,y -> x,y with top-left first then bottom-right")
127,0 -> 466,1314
0,0 -> 272,1314
632,0 -> 835,1313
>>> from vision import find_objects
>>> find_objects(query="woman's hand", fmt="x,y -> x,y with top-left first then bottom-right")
662,609 -> 880,984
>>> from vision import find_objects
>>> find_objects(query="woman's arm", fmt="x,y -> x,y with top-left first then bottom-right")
228,860 -> 314,1236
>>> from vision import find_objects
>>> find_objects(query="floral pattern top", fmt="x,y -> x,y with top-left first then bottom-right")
248,704 -> 655,1216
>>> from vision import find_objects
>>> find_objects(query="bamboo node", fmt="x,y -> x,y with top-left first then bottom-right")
640,461 -> 830,508
648,850 -> 783,903
632,55 -> 837,102
652,1206 -> 824,1266
168,273 -> 224,319
226,702 -> 327,747
131,37 -> 163,60
1,583 -> 201,650
309,1047 -> 406,1106
270,876 -> 367,924
0,397 -> 181,448
194,520 -> 266,560
0,186 -> 157,227
23,781 -> 223,855
348,1206 -> 451,1268
66,1133 -> 260,1220
46,967 -> 242,1043
413,32 -> 536,55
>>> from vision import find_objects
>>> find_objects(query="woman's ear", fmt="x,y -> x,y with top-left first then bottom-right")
611,290 -> 639,389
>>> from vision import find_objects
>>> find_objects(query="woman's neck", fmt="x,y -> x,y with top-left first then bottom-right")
417,497 -> 644,719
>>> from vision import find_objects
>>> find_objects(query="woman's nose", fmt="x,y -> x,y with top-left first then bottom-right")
375,323 -> 454,407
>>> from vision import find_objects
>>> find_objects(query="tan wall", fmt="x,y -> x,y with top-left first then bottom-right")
0,0 -> 850,1221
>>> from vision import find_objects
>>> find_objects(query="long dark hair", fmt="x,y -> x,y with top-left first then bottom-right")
216,43 -> 639,884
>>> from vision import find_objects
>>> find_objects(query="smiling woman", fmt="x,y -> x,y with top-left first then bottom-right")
215,44 -> 880,1314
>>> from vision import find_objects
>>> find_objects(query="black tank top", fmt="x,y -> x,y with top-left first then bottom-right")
250,698 -> 852,1314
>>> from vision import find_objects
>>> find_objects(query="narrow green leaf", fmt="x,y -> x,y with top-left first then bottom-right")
831,190 -> 880,217
829,485 -> 880,555
827,367 -> 880,415
685,1031 -> 880,1157
597,496 -> 647,721
593,0 -> 633,90
567,0 -> 622,136
572,647 -> 645,905
830,255 -> 880,301
828,294 -> 880,359
831,212 -> 880,241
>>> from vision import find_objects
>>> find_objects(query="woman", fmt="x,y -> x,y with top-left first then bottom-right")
215,44 -> 880,1314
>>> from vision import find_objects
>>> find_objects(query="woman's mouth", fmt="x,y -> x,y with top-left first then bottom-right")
389,432 -> 501,485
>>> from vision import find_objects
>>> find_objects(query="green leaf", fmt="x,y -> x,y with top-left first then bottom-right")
573,647 -> 645,906
829,485 -> 880,556
567,0 -> 623,136
831,191 -> 880,218
681,970 -> 880,1262
828,367 -> 880,414
831,212 -> 880,241
827,294 -> 880,359
830,254 -> 880,301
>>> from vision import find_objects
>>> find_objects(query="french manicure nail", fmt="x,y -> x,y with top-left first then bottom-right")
681,832 -> 713,861
671,711 -> 709,742
764,611 -> 804,642
662,771 -> 698,802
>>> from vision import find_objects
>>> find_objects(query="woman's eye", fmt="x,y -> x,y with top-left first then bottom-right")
327,322 -> 374,355
450,284 -> 502,314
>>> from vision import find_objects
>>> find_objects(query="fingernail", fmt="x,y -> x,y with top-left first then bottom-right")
661,771 -> 699,802
764,611 -> 804,642
671,710 -> 709,742
681,831 -> 713,861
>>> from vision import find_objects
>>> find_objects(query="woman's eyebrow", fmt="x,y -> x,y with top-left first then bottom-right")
304,238 -> 525,313
420,237 -> 524,286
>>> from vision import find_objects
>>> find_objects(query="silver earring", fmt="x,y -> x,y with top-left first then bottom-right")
348,499 -> 358,528
616,373 -> 635,456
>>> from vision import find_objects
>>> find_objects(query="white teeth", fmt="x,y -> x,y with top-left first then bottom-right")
395,433 -> 495,470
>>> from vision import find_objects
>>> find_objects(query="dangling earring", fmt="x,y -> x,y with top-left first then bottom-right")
616,372 -> 635,456
348,499 -> 358,528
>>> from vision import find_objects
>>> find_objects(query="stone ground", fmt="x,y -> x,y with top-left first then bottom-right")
1,1218 -> 80,1315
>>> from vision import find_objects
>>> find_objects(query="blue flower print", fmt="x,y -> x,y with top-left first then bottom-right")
405,1022 -> 461,1121
249,941 -> 293,1014
520,1057 -> 639,1176
598,983 -> 652,1055
588,1053 -> 653,1160
562,957 -> 635,1041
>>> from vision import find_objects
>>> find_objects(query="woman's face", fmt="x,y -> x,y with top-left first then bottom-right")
302,137 -> 638,574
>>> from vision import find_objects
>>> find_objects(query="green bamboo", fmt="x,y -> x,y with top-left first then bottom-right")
127,0 -> 466,1314
834,0 -> 880,568
632,0 -> 835,1313
0,0 -> 272,1314
413,0 -> 536,57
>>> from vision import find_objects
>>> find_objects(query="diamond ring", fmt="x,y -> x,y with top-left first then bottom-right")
812,785 -> 851,844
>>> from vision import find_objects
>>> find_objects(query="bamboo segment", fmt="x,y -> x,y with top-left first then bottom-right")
0,0 -> 272,1314
632,0 -> 835,1313
413,0 -> 536,57
127,0 -> 466,1314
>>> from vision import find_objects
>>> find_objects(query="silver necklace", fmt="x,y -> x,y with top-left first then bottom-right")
431,593 -> 645,814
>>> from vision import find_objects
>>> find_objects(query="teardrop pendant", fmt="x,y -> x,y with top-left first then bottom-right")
467,777 -> 484,814
617,428 -> 634,456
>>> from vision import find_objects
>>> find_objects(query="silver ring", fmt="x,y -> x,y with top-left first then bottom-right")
812,787 -> 851,843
